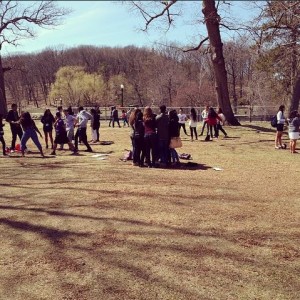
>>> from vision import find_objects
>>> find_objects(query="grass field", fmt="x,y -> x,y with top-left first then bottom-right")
0,121 -> 299,300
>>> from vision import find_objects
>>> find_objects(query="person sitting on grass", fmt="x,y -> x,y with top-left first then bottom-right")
0,114 -> 7,156
51,112 -> 77,156
288,110 -> 300,154
18,112 -> 45,158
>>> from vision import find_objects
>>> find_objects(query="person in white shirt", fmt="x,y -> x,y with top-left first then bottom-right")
74,106 -> 93,152
275,105 -> 286,149
200,105 -> 209,136
63,109 -> 76,142
178,108 -> 189,136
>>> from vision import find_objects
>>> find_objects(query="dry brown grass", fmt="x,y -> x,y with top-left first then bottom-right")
0,122 -> 299,300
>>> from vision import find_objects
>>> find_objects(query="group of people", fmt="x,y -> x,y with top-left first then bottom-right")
128,105 -> 228,168
108,106 -> 130,128
275,105 -> 300,154
1,104 -> 101,157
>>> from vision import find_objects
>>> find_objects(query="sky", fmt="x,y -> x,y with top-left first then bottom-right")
2,1 -> 259,56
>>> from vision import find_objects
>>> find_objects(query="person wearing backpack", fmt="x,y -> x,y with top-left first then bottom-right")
132,111 -> 145,166
275,105 -> 286,149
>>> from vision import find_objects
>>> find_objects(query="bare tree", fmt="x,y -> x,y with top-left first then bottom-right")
0,0 -> 70,115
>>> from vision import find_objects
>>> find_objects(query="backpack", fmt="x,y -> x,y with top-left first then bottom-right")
271,115 -> 277,128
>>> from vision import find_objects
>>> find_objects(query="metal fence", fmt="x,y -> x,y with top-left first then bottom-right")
28,105 -> 278,122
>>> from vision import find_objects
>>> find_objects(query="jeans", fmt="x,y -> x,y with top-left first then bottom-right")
112,118 -> 121,128
170,148 -> 179,163
190,126 -> 198,140
208,124 -> 217,138
216,124 -> 227,137
67,128 -> 74,142
200,121 -> 208,135
158,139 -> 169,165
179,123 -> 188,136
133,137 -> 144,165
10,125 -> 23,149
21,128 -> 42,152
75,127 -> 92,150
144,133 -> 157,167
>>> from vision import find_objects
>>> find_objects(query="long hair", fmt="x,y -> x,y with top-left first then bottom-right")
190,108 -> 197,122
143,106 -> 154,122
208,107 -> 217,118
129,108 -> 141,126
43,108 -> 54,119
20,112 -> 33,128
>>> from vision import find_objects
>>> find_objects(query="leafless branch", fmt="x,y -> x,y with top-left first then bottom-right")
131,1 -> 179,32
183,37 -> 209,52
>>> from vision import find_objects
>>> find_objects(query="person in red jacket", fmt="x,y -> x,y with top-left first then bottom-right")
206,107 -> 222,140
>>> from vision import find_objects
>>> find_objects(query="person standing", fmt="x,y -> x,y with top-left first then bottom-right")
63,109 -> 76,142
288,110 -> 300,154
275,105 -> 286,149
189,108 -> 198,141
112,106 -> 121,128
132,111 -> 145,166
5,103 -> 23,151
156,105 -> 169,167
51,112 -> 77,155
143,106 -> 157,168
18,112 -> 44,157
178,108 -> 189,136
90,108 -> 100,142
216,107 -> 228,138
0,114 -> 7,156
200,105 -> 209,136
169,110 -> 180,165
41,109 -> 55,149
74,106 -> 93,152
121,109 -> 129,127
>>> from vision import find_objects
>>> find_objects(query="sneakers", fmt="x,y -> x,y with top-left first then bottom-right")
84,149 -> 93,152
50,151 -> 56,155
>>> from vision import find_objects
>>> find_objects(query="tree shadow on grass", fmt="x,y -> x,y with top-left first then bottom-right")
174,162 -> 212,171
0,217 -> 88,244
242,124 -> 275,133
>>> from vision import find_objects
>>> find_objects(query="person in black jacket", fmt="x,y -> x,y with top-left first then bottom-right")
91,108 -> 100,142
132,111 -> 145,167
169,110 -> 180,165
41,109 -> 55,149
5,103 -> 23,151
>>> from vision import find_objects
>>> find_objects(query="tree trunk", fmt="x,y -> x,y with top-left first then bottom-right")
291,74 -> 300,112
0,53 -> 8,116
202,0 -> 240,125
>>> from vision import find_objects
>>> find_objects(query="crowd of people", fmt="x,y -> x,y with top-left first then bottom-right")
1,103 -> 299,159
1,104 -> 101,157
128,105 -> 228,168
